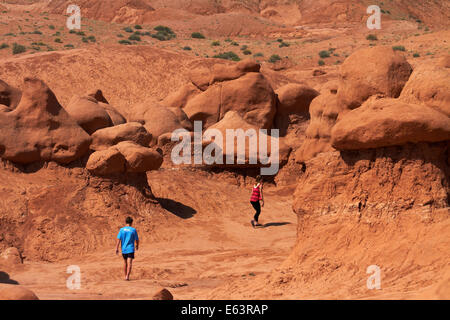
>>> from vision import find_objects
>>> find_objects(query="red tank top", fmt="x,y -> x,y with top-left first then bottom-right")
250,184 -> 261,202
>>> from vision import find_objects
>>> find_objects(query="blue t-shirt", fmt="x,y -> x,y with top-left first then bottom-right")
117,226 -> 139,254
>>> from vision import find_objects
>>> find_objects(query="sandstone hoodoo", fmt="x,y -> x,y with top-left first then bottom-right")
127,101 -> 192,144
0,78 -> 91,164
0,79 -> 21,110
337,46 -> 413,110
0,284 -> 39,300
331,98 -> 450,150
184,71 -> 277,129
65,95 -> 114,135
90,122 -> 152,151
399,56 -> 450,117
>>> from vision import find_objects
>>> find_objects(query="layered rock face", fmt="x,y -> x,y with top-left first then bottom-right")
294,47 -> 449,216
0,78 -> 92,164
295,46 -> 414,163
280,50 -> 450,299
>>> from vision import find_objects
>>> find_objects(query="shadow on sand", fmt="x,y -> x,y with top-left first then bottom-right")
0,271 -> 19,285
156,197 -> 197,219
259,222 -> 291,228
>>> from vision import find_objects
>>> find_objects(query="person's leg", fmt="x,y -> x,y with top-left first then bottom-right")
126,257 -> 133,280
253,201 -> 261,223
251,201 -> 261,224
123,256 -> 128,280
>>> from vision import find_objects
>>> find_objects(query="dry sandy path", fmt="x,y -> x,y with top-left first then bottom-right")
9,168 -> 298,299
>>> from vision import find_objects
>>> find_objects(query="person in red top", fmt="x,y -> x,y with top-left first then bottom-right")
250,175 -> 264,228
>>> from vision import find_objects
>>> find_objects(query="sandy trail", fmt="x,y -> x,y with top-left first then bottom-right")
8,168 -> 297,299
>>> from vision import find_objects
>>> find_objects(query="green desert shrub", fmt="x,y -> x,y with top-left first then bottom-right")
268,54 -> 281,63
243,49 -> 252,55
134,25 -> 143,30
191,32 -> 205,39
413,52 -> 420,57
213,51 -> 240,61
119,39 -> 132,45
211,41 -> 220,46
151,25 -> 176,41
12,43 -> 26,55
366,34 -> 378,41
318,59 -> 325,66
279,42 -> 290,48
183,46 -> 192,50
64,44 -> 74,48
318,50 -> 330,58
392,45 -> 406,51
253,52 -> 264,57
124,27 -> 133,33
0,43 -> 9,49
54,38 -> 62,43
129,34 -> 141,41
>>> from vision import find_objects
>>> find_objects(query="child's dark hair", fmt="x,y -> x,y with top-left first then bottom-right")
255,175 -> 262,183
125,216 -> 133,224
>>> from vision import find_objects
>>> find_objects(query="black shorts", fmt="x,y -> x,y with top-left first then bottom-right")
122,252 -> 135,260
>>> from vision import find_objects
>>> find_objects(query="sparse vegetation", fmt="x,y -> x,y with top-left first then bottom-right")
243,50 -> 252,55
183,46 -> 192,51
231,41 -> 239,46
253,52 -> 264,57
119,39 -> 132,45
319,50 -> 331,58
318,59 -> 325,66
54,38 -> 62,43
0,43 -> 9,50
134,25 -> 143,30
212,41 -> 220,46
366,34 -> 378,41
124,27 -> 133,33
151,25 -> 176,41
64,44 -> 74,48
268,54 -> 281,63
49,25 -> 55,30
392,45 -> 406,51
12,43 -> 26,55
279,42 -> 290,48
31,30 -> 42,35
413,52 -> 420,58
129,34 -> 141,41
213,51 -> 240,61
191,32 -> 205,39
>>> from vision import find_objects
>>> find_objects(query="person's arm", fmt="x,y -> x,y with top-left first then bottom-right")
115,239 -> 120,255
116,230 -> 122,255
135,230 -> 139,251
260,184 -> 264,206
